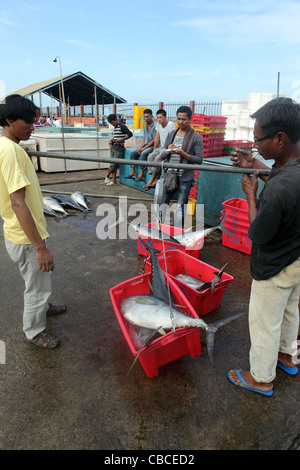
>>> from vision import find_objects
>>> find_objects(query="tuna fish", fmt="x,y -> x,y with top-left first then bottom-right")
130,221 -> 181,244
120,240 -> 244,365
172,213 -> 231,248
130,213 -> 231,249
53,194 -> 89,217
43,202 -> 62,222
173,273 -> 205,290
71,191 -> 92,211
43,196 -> 69,215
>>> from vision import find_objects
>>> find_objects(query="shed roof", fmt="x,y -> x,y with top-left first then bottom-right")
5,71 -> 126,106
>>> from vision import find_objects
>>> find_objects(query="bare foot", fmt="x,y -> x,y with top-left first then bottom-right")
228,369 -> 273,393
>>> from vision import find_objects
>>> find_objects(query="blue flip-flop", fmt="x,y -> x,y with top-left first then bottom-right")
277,361 -> 298,376
227,369 -> 274,396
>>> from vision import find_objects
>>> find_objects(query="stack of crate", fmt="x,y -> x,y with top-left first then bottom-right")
222,140 -> 253,156
187,113 -> 227,215
190,113 -> 227,158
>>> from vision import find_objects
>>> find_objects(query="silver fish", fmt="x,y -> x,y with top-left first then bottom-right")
43,203 -> 61,223
129,213 -> 230,248
198,262 -> 229,292
53,194 -> 89,217
174,274 -> 204,290
121,295 -> 244,362
130,221 -> 181,244
43,196 -> 68,215
174,213 -> 231,247
71,191 -> 91,210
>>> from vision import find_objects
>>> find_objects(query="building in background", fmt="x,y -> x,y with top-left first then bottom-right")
222,93 -> 284,141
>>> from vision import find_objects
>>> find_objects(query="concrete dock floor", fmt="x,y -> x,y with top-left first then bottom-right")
0,169 -> 299,451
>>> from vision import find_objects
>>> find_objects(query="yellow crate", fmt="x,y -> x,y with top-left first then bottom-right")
191,125 -> 226,134
187,199 -> 197,215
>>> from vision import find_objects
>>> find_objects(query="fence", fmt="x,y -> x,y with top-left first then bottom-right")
39,101 -> 222,122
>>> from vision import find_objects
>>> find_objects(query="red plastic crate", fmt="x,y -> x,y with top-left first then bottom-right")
136,223 -> 201,259
222,198 -> 249,224
223,139 -> 253,148
145,250 -> 234,316
222,228 -> 252,255
220,209 -> 250,233
110,272 -> 201,378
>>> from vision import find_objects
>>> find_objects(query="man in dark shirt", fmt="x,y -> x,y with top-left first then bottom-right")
105,114 -> 133,186
228,97 -> 300,396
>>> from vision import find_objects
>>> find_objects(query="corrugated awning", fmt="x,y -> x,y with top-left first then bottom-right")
4,71 -> 126,106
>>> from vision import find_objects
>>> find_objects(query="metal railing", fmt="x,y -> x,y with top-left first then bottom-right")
28,150 -> 271,176
39,101 -> 223,121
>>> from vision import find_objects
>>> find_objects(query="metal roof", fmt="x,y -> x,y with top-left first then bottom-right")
6,71 -> 126,106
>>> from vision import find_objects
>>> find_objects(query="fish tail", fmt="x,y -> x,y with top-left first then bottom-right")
218,212 -> 231,235
205,311 -> 245,361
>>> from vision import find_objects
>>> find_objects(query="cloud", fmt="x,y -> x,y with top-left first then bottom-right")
173,1 -> 300,45
131,71 -> 195,80
62,39 -> 105,52
0,16 -> 17,27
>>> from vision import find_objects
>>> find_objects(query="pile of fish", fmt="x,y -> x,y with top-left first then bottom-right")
120,241 -> 244,374
43,191 -> 92,221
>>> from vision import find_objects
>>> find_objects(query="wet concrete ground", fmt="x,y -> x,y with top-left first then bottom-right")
0,169 -> 299,451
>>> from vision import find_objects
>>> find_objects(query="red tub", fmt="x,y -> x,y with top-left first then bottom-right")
145,250 -> 234,316
110,272 -> 201,378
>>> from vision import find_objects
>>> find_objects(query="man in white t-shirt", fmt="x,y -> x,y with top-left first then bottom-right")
143,109 -> 176,190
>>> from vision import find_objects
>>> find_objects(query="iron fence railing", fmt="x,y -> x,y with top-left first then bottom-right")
39,101 -> 222,120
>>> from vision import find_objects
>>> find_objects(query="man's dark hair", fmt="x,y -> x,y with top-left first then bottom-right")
156,109 -> 167,117
176,105 -> 192,119
108,113 -> 117,123
143,108 -> 153,116
251,97 -> 300,143
0,94 -> 39,127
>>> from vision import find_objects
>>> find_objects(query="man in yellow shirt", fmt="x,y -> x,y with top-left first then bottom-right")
0,94 -> 66,348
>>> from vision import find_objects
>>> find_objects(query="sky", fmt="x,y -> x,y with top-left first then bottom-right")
1,0 -> 300,105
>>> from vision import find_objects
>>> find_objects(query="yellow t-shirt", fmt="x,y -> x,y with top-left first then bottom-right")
0,136 -> 49,244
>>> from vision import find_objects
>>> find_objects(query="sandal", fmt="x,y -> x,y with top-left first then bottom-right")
46,302 -> 67,315
24,330 -> 60,349
143,185 -> 152,191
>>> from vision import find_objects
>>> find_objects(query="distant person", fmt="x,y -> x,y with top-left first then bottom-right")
117,114 -> 126,124
143,109 -> 176,190
0,94 -> 66,349
160,105 -> 203,228
228,97 -> 300,396
105,113 -> 133,186
55,118 -> 62,128
125,108 -> 156,181
40,116 -> 46,125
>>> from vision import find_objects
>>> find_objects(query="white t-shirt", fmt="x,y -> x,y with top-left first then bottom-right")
155,120 -> 176,147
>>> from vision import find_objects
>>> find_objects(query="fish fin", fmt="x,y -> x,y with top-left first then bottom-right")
205,311 -> 245,361
218,212 -> 231,236
126,326 -> 162,377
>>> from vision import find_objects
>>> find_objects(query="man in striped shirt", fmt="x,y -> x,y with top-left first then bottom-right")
105,114 -> 133,186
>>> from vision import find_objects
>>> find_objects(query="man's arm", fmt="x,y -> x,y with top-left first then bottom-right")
231,149 -> 269,182
153,131 -> 160,150
241,172 -> 259,224
10,188 -> 54,272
